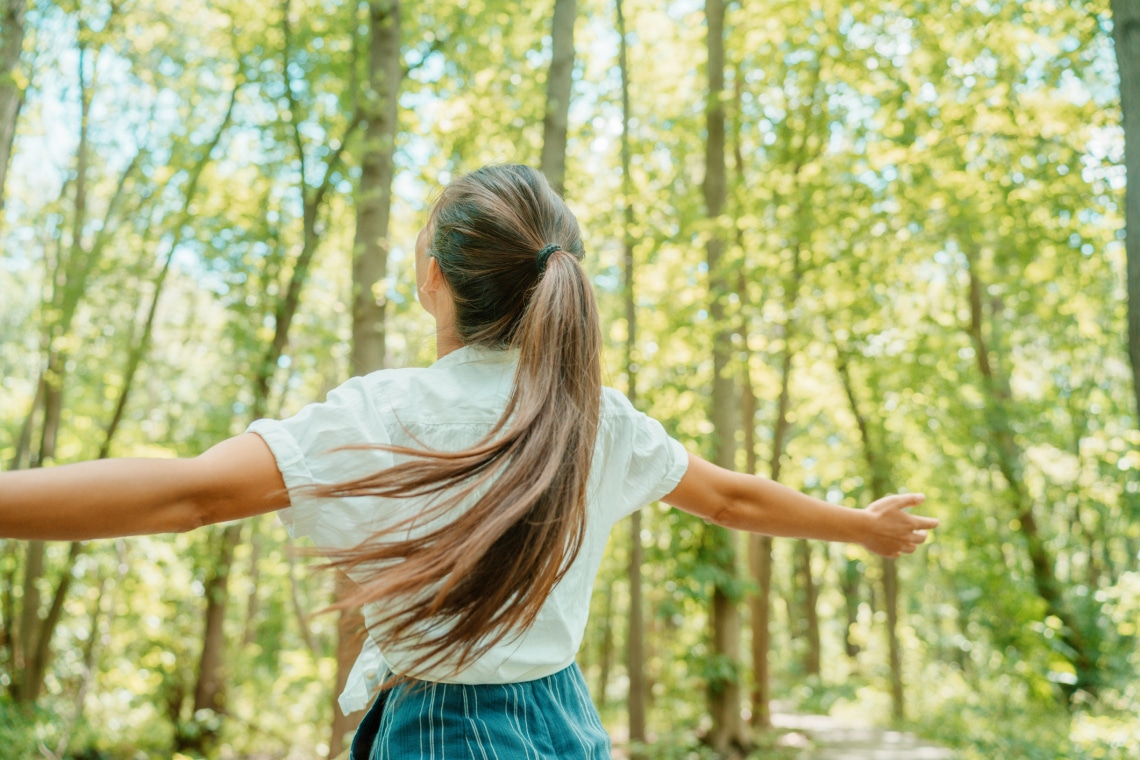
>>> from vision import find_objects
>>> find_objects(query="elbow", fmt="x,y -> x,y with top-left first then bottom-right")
706,493 -> 744,530
175,503 -> 208,533
163,498 -> 209,533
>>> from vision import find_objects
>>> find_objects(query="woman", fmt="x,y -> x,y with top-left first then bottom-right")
0,165 -> 937,758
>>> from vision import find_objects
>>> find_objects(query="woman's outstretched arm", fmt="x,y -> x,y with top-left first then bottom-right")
0,434 -> 289,540
663,453 -> 938,558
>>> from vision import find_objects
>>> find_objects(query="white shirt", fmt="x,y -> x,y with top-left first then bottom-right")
247,345 -> 688,713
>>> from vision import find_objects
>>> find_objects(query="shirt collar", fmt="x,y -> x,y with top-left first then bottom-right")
429,344 -> 518,371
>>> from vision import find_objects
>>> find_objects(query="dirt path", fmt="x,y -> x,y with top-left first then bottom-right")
771,712 -> 956,759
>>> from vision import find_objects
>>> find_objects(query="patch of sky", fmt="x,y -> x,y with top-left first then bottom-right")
664,0 -> 702,22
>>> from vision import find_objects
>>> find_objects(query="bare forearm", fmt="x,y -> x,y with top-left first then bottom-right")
0,458 -> 203,540
0,434 -> 291,541
665,453 -> 937,557
712,473 -> 870,542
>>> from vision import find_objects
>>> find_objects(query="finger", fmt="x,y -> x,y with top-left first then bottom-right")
883,493 -> 926,511
912,529 -> 929,542
911,514 -> 940,530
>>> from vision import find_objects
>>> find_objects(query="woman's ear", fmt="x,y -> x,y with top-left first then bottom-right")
422,255 -> 446,294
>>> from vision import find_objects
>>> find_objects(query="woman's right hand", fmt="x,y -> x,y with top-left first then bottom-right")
859,493 -> 939,558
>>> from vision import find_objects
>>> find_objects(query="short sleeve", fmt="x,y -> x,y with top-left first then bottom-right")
246,376 -> 397,549
600,390 -> 690,522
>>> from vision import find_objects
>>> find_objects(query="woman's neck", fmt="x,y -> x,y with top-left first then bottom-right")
435,325 -> 464,359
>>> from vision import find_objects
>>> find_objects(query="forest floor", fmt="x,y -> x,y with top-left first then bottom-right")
769,710 -> 957,759
610,707 -> 957,759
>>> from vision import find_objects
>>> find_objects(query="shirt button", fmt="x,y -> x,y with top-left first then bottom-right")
365,670 -> 377,681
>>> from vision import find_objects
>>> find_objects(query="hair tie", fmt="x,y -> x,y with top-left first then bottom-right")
536,243 -> 563,274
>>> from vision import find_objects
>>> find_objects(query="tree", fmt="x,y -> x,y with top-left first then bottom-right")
0,0 -> 26,214
615,0 -> 647,750
702,0 -> 746,752
1111,0 -> 1140,420
331,2 -> 402,756
540,0 -> 575,196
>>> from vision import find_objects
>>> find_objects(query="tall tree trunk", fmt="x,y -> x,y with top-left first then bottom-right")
540,0 -> 576,196
330,3 -> 401,758
177,523 -> 244,753
840,558 -> 861,659
0,0 -> 26,215
349,0 -> 400,378
703,0 -> 745,752
835,344 -> 905,720
795,541 -> 821,677
742,354 -> 774,730
882,556 -> 903,720
596,579 -> 614,709
1111,0 -> 1140,421
616,0 -> 646,749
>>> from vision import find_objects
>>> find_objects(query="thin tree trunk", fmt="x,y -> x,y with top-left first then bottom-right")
0,0 -> 26,215
8,374 -> 42,471
331,3 -> 401,757
1111,0 -> 1140,421
596,580 -> 614,709
349,0 -> 400,377
882,557 -> 903,720
796,540 -> 821,677
742,355 -> 774,730
840,558 -> 861,659
703,0 -> 745,752
242,521 -> 262,647
835,345 -> 904,721
540,0 -> 576,196
616,0 -> 646,748
177,523 -> 244,753
12,539 -> 42,698
331,575 -> 364,759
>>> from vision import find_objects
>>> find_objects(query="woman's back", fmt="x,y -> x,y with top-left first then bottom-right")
249,342 -> 687,699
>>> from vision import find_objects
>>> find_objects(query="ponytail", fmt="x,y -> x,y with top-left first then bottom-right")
312,165 -> 602,678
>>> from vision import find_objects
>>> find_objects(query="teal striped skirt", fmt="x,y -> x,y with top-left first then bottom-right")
350,663 -> 612,759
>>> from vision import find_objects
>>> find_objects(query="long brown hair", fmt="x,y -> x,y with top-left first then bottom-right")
314,165 -> 602,677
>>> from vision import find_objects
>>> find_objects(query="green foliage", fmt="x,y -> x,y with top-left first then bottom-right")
1,0 -> 1137,757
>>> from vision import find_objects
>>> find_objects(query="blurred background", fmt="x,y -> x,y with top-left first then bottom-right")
1,0 -> 1137,758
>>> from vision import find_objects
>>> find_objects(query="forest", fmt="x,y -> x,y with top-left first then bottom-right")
1,0 -> 1138,758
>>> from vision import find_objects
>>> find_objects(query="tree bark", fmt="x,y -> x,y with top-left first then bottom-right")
703,0 -> 746,752
742,355 -> 774,730
350,0 -> 400,378
795,540 -> 821,677
1111,0 -> 1140,422
0,0 -> 26,214
596,579 -> 614,709
616,0 -> 647,749
540,0 -> 576,196
840,558 -> 861,659
177,523 -> 243,753
331,4 -> 401,757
